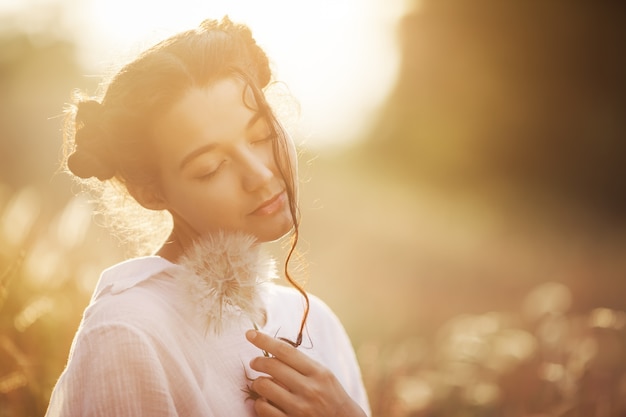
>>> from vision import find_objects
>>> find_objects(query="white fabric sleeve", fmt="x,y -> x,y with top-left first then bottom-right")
308,295 -> 372,417
45,323 -> 178,417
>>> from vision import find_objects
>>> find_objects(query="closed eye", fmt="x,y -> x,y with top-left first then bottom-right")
251,133 -> 274,146
196,161 -> 225,181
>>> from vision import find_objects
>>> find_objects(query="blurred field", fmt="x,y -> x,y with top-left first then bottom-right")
2,1 -> 626,416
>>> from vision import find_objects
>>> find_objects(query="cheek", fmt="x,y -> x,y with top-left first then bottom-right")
164,177 -> 242,221
160,176 -> 201,213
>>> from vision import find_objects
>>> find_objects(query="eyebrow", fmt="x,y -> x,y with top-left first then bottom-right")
178,111 -> 265,170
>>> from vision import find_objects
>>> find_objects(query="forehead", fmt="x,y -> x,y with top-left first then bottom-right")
151,77 -> 260,160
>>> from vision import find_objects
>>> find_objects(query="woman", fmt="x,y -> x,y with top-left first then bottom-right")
46,17 -> 370,417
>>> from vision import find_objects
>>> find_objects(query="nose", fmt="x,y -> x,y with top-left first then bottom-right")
239,148 -> 274,192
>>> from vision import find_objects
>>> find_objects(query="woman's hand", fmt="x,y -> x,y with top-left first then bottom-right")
246,330 -> 367,417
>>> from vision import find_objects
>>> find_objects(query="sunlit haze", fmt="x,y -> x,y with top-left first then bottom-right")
3,2 -> 626,415
1,0 -> 407,149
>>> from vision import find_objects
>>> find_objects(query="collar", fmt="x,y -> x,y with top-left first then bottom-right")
91,256 -> 181,301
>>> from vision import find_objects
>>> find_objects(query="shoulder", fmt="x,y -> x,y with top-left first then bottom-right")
48,320 -> 180,417
264,284 -> 347,343
65,262 -> 195,380
91,256 -> 177,300
80,256 -> 186,336
265,284 -> 338,321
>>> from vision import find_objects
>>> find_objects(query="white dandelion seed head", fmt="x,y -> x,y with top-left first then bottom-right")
176,231 -> 277,334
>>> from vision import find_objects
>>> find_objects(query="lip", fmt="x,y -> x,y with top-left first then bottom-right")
250,191 -> 286,216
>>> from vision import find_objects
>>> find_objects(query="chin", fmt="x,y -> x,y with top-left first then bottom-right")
256,221 -> 295,243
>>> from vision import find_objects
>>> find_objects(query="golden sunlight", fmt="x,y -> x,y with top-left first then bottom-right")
68,0 -> 407,149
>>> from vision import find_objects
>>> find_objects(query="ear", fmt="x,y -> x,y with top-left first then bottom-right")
126,182 -> 167,211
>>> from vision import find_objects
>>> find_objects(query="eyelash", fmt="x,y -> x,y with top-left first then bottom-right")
251,133 -> 274,145
197,161 -> 225,181
195,133 -> 274,181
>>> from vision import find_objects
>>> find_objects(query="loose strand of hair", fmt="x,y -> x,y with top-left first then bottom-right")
275,109 -> 310,349
236,70 -> 310,348
281,217 -> 309,348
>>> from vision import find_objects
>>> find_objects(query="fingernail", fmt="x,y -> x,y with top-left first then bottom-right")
246,329 -> 257,341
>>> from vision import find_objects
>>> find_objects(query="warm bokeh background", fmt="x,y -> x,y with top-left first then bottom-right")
1,1 -> 626,416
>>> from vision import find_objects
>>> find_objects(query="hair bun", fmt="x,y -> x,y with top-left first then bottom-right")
67,148 -> 115,180
75,99 -> 103,127
68,100 -> 116,180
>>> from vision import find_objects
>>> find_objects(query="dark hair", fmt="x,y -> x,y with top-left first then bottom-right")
64,16 -> 309,347
68,16 -> 273,183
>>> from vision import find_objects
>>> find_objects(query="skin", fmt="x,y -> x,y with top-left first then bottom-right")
247,330 -> 367,417
137,76 -> 366,416
145,77 -> 295,260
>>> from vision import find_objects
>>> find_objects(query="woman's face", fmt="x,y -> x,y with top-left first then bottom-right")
150,77 -> 296,245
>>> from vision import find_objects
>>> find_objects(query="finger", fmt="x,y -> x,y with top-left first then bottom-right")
251,377 -> 294,414
246,330 -> 316,375
250,356 -> 304,389
254,397 -> 286,417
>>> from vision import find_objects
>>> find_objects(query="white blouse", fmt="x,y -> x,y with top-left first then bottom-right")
45,256 -> 370,416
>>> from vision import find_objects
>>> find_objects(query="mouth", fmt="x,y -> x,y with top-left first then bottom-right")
250,191 -> 286,216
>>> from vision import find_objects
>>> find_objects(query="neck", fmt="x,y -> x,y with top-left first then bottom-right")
156,212 -> 201,262
155,232 -> 185,262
